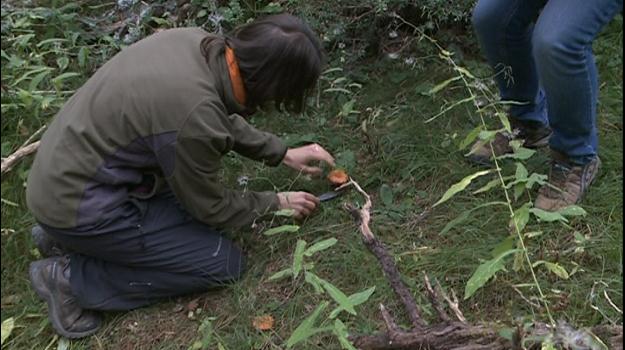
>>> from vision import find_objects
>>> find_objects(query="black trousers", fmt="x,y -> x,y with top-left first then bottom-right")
42,190 -> 245,311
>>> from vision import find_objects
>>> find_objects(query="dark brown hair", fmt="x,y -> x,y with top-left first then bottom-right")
201,14 -> 325,113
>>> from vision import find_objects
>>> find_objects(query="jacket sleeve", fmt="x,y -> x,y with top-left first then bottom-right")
229,113 -> 288,166
167,100 -> 280,229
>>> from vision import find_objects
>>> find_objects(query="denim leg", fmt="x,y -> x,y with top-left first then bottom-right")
471,0 -> 549,125
532,0 -> 622,164
43,190 -> 247,311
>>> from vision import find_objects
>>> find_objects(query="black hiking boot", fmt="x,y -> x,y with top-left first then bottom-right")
29,256 -> 102,338
32,225 -> 67,258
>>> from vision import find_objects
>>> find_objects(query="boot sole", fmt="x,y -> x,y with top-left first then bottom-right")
29,260 -> 100,339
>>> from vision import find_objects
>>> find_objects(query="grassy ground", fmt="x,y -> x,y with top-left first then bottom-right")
1,3 -> 622,350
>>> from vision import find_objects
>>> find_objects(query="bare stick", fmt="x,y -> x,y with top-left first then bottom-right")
423,273 -> 451,323
343,178 -> 425,329
1,141 -> 40,175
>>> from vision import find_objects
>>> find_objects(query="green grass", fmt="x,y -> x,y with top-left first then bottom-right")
1,3 -> 622,350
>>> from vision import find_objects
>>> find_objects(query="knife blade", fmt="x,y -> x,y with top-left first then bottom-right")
318,188 -> 347,202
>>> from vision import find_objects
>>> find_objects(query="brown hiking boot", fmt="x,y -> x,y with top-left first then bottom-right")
534,151 -> 601,212
29,256 -> 102,338
32,225 -> 67,258
467,118 -> 552,165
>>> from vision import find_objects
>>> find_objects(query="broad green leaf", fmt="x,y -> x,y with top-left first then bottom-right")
533,261 -> 569,279
473,176 -> 510,195
339,99 -> 356,117
558,205 -> 587,217
264,225 -> 300,236
497,112 -> 512,133
52,72 -> 81,89
478,129 -> 499,142
498,147 -> 536,160
512,243 -> 525,272
56,56 -> 69,71
530,208 -> 568,223
459,125 -> 482,150
333,319 -> 358,350
274,209 -> 295,217
304,238 -> 338,257
1,317 -> 14,345
434,170 -> 493,207
525,173 -> 548,189
305,272 -> 324,294
464,249 -> 519,299
329,286 -> 376,319
379,184 -> 393,207
286,301 -> 329,348
268,268 -> 292,281
426,76 -> 461,95
510,203 -> 531,233
335,150 -> 356,171
292,240 -> 307,278
513,183 -> 525,200
28,70 -> 51,91
314,276 -> 356,315
515,163 -> 528,181
491,236 -> 515,258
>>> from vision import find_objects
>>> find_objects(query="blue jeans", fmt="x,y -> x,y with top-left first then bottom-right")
472,0 -> 622,165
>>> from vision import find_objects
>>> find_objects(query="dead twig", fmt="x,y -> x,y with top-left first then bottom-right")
1,141 -> 40,176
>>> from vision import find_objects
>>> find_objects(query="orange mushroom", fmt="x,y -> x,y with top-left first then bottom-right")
327,169 -> 349,185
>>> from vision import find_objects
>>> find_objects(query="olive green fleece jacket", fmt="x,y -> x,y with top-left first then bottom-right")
26,28 -> 287,231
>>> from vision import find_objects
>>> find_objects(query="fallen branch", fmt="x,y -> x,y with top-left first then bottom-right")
342,177 -> 623,350
1,141 -> 40,176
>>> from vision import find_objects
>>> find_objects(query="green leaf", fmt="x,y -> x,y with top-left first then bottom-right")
28,70 -> 51,91
498,147 -> 536,160
497,112 -> 512,133
52,72 -> 80,89
510,203 -> 531,233
333,319 -> 358,350
286,301 -> 329,348
558,205 -> 587,217
314,275 -> 356,315
292,240 -> 307,279
264,225 -> 300,236
56,56 -> 69,71
541,338 -> 557,350
339,99 -> 356,117
515,163 -> 528,181
459,125 -> 482,150
433,170 -> 492,207
274,209 -> 296,217
426,76 -> 461,95
329,286 -> 376,319
530,208 -> 568,223
78,46 -> 89,68
464,249 -> 519,299
533,261 -> 569,279
478,129 -> 499,142
513,183 -> 525,200
305,272 -> 324,294
491,236 -> 515,258
1,317 -> 14,345
473,176 -> 509,195
268,268 -> 292,281
379,184 -> 393,207
304,238 -> 338,257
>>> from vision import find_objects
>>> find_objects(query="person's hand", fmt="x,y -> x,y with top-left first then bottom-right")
277,192 -> 320,219
282,144 -> 335,176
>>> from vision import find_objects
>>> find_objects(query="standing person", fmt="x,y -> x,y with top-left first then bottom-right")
468,0 -> 623,211
26,14 -> 334,338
